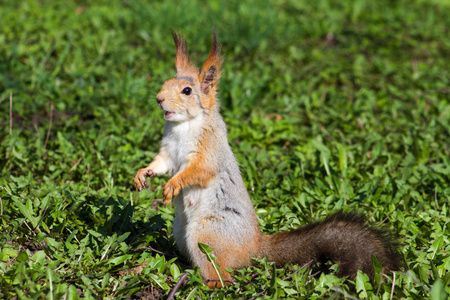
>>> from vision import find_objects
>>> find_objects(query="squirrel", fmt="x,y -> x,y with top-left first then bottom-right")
133,29 -> 402,288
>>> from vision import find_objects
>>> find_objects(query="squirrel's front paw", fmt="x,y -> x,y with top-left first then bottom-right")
133,168 -> 154,192
163,177 -> 182,205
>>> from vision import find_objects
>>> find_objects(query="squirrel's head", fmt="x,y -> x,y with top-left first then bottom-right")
156,29 -> 223,122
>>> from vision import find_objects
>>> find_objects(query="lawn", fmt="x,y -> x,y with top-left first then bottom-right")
0,0 -> 449,298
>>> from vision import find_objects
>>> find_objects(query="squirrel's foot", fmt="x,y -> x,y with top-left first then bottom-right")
205,279 -> 234,289
163,177 -> 182,204
133,168 -> 154,192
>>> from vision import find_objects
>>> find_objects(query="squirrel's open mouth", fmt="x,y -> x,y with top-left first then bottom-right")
164,111 -> 175,119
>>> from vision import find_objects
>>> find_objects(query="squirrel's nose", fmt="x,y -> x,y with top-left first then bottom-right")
156,94 -> 165,104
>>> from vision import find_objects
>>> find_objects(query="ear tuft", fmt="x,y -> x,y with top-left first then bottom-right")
172,30 -> 191,72
199,28 -> 223,94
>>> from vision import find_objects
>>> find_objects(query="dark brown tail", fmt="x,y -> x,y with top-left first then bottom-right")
260,212 -> 402,280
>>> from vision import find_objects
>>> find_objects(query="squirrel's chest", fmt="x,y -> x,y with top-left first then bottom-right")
166,136 -> 196,171
163,118 -> 203,173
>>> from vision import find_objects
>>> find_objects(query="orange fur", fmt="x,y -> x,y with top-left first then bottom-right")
163,161 -> 216,203
195,229 -> 260,288
195,216 -> 262,286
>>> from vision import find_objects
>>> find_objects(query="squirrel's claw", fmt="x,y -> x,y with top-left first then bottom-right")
163,177 -> 182,204
133,168 -> 154,192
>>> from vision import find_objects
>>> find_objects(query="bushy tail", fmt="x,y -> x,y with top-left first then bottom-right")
260,212 -> 402,280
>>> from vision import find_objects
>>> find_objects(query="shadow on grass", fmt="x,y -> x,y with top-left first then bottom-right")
75,194 -> 184,263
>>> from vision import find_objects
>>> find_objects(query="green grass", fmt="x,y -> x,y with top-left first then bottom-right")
1,0 -> 449,298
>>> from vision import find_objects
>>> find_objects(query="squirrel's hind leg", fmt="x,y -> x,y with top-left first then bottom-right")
201,261 -> 233,288
190,238 -> 233,288
190,229 -> 253,288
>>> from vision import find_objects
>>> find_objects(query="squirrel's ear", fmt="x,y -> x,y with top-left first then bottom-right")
199,28 -> 222,94
172,30 -> 191,72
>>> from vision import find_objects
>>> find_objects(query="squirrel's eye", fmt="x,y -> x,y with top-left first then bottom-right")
181,87 -> 192,95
